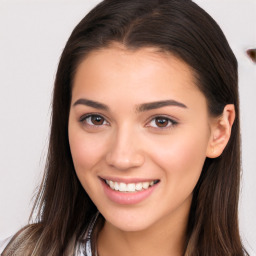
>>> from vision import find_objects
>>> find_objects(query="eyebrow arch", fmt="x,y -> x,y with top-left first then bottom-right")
72,98 -> 187,112
136,100 -> 187,112
73,98 -> 109,111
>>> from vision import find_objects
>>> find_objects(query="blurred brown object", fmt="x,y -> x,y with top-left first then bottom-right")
247,49 -> 256,63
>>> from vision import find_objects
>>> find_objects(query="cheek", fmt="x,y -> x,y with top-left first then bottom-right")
68,129 -> 109,198
68,128 -> 107,175
150,127 -> 209,187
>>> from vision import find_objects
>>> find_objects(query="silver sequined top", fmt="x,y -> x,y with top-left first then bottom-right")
76,212 -> 100,256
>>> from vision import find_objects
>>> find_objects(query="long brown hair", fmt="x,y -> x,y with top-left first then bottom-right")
3,0 -> 248,255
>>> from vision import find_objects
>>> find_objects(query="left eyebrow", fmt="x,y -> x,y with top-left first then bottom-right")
136,100 -> 187,112
72,98 -> 109,111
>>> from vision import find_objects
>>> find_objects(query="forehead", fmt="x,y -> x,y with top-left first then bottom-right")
72,45 -> 206,110
74,43 -> 196,81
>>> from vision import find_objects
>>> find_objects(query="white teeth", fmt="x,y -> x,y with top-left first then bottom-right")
109,180 -> 115,189
127,183 -> 136,192
119,183 -> 126,192
142,182 -> 149,189
114,182 -> 119,191
105,179 -> 158,192
135,183 -> 142,191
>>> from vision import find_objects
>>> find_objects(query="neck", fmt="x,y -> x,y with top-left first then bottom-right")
97,198 -> 191,256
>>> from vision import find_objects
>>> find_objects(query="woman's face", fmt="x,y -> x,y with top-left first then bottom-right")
68,45 -> 214,232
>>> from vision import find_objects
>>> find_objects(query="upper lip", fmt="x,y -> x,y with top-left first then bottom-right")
99,176 -> 160,183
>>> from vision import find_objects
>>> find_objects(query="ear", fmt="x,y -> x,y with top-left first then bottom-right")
206,104 -> 235,158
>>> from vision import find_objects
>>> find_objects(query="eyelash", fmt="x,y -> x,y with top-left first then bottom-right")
79,114 -> 178,130
79,114 -> 109,127
146,115 -> 178,129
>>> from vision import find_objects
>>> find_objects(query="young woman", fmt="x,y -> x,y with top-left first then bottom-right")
1,0 -> 249,255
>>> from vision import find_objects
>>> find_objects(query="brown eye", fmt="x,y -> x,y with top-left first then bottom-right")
81,115 -> 107,126
91,115 -> 104,125
148,116 -> 177,129
155,117 -> 169,127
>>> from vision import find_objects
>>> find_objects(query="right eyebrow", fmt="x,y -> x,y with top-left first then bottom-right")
72,98 -> 109,111
136,99 -> 187,112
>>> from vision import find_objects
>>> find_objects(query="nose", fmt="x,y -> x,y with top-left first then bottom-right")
105,127 -> 145,170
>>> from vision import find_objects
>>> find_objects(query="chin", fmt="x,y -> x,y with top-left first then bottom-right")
109,219 -> 151,232
102,209 -> 157,232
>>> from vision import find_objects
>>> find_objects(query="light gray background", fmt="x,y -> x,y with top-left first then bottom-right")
0,0 -> 255,254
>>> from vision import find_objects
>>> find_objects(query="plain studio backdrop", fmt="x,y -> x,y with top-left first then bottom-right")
0,0 -> 255,254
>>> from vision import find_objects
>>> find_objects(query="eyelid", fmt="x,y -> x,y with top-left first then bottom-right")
78,113 -> 178,129
145,115 -> 178,129
79,113 -> 110,126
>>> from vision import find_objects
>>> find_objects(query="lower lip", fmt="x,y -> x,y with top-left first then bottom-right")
101,179 -> 159,205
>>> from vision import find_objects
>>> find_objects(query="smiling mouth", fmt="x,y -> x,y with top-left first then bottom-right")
103,179 -> 160,193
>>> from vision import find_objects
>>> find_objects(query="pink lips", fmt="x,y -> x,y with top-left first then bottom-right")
100,178 -> 159,205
